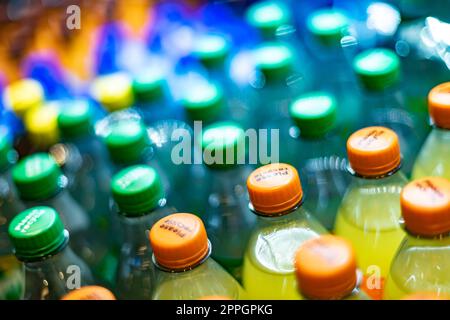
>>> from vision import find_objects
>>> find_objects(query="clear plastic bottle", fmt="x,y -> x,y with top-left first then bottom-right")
304,8 -> 362,139
111,165 -> 175,299
294,235 -> 370,300
251,42 -> 310,131
242,163 -> 327,300
352,48 -> 427,175
412,82 -> 450,180
103,118 -> 170,195
0,130 -> 25,300
8,206 -> 93,300
11,153 -> 107,282
334,127 -> 407,290
200,122 -> 256,281
282,91 -> 350,230
150,213 -> 245,300
384,177 -> 450,299
57,99 -> 113,238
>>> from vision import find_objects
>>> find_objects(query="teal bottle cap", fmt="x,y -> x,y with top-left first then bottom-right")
182,83 -> 223,122
132,71 -> 165,103
254,43 -> 293,83
289,92 -> 337,138
246,1 -> 291,37
57,100 -> 93,139
0,130 -> 17,172
12,153 -> 64,201
8,206 -> 68,261
105,119 -> 149,164
353,48 -> 400,91
112,165 -> 164,216
307,9 -> 349,46
192,34 -> 230,68
201,122 -> 246,169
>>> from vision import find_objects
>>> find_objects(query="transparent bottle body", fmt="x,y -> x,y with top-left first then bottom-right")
116,202 -> 175,299
334,170 -> 408,279
62,136 -> 113,234
152,258 -> 245,300
22,245 -> 94,300
412,128 -> 450,180
203,166 -> 256,281
384,233 -> 450,300
0,169 -> 25,299
359,87 -> 427,176
281,126 -> 350,230
242,206 -> 327,300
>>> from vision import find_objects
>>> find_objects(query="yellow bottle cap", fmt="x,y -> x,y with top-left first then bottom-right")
247,163 -> 303,215
61,286 -> 116,300
3,79 -> 44,118
91,73 -> 134,112
24,104 -> 59,149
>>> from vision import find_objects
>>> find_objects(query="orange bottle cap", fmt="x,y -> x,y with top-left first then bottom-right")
149,213 -> 209,270
403,292 -> 449,300
61,286 -> 116,300
428,82 -> 450,129
347,126 -> 401,177
198,296 -> 232,300
294,235 -> 357,300
400,177 -> 450,237
246,163 -> 303,215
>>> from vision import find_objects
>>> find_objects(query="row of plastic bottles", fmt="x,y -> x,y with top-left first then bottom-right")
0,0 -> 449,300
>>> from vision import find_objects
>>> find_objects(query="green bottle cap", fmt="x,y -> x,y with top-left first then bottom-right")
254,43 -> 293,83
307,9 -> 349,46
201,122 -> 245,169
192,34 -> 230,69
246,1 -> 291,37
12,153 -> 64,201
132,71 -> 165,103
353,48 -> 400,91
289,92 -> 337,138
57,100 -> 93,139
182,83 -> 223,122
0,130 -> 17,172
105,120 -> 149,164
112,165 -> 164,216
8,206 -> 68,261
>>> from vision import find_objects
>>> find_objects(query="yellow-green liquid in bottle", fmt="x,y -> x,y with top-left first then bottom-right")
242,208 -> 327,300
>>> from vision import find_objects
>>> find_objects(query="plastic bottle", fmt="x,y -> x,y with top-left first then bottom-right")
0,130 -> 25,300
304,8 -> 362,138
2,79 -> 44,119
200,122 -> 256,281
294,235 -> 370,300
384,177 -> 450,299
282,91 -> 350,230
57,99 -> 113,234
412,82 -> 450,180
150,213 -> 245,300
8,206 -> 93,300
112,165 -> 175,299
334,127 -> 407,287
352,48 -> 426,175
242,163 -> 327,300
61,286 -> 116,300
11,153 -> 108,282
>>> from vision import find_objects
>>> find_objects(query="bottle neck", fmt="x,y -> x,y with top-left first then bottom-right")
119,211 -> 159,245
253,200 -> 305,223
349,163 -> 404,181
